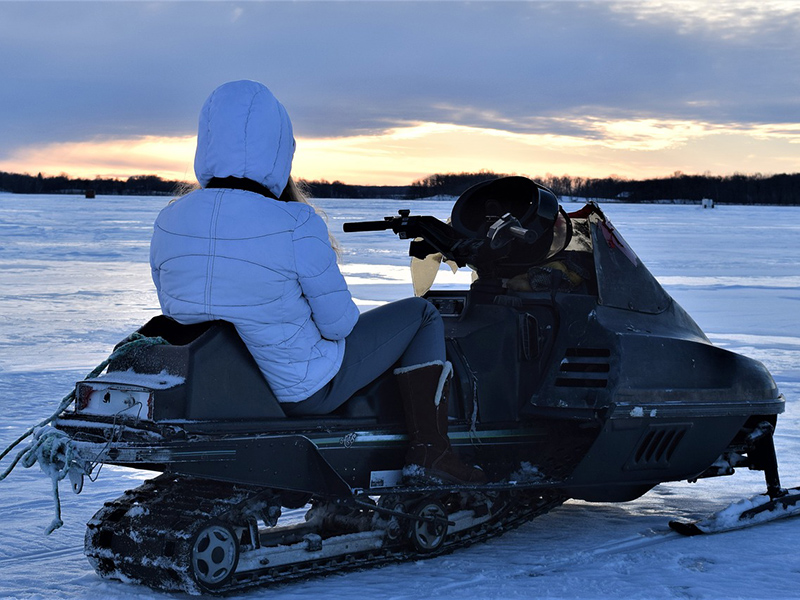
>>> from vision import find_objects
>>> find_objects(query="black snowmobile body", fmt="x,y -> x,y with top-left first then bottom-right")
52,177 -> 784,593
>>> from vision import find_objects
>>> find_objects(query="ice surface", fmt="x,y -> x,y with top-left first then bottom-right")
1,195 -> 799,599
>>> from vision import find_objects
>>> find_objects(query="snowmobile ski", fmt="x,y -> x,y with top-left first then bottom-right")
669,488 -> 800,536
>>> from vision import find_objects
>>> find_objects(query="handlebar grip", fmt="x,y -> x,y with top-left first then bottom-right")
342,220 -> 393,233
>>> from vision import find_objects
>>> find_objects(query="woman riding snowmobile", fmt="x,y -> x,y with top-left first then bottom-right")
149,79 -> 484,483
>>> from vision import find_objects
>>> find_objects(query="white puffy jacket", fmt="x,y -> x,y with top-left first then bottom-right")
150,81 -> 360,402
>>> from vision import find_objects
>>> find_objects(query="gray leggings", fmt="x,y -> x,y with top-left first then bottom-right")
284,297 -> 445,416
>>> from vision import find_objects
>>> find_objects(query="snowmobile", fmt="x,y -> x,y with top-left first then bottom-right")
47,176 -> 790,594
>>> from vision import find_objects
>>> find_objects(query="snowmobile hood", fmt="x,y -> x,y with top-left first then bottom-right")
194,80 -> 295,198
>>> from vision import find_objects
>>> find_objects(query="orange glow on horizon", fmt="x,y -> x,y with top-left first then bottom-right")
0,135 -> 198,182
1,119 -> 799,186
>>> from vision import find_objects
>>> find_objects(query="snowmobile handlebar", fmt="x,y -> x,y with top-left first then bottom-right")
342,209 -> 425,234
344,210 -> 534,242
341,219 -> 396,233
344,210 -> 473,267
343,210 -> 457,241
343,209 -> 542,272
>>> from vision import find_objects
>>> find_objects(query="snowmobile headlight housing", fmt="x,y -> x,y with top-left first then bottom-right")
75,382 -> 154,420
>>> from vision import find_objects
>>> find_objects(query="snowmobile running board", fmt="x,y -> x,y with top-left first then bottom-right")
64,436 -> 570,497
669,487 -> 800,536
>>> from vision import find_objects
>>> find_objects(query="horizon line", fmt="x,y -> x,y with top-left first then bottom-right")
4,168 -> 799,187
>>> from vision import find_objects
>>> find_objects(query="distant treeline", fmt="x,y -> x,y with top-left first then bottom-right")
0,172 -> 180,196
2,169 -> 800,205
300,179 -> 409,199
408,170 -> 800,205
538,171 -> 800,206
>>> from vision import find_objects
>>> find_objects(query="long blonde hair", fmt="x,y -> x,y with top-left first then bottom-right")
281,177 -> 341,257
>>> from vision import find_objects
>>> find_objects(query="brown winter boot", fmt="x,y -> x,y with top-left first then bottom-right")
394,361 -> 486,484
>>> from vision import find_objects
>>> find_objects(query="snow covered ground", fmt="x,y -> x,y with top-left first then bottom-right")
1,194 -> 799,599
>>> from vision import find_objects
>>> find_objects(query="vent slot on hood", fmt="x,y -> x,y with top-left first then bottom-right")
555,348 -> 611,388
626,424 -> 691,470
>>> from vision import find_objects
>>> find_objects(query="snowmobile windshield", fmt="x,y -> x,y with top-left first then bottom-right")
587,209 -> 671,314
562,204 -> 670,313
564,207 -> 593,254
544,208 -> 573,260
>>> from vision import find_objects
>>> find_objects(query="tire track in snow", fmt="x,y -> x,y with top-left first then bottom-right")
0,545 -> 83,566
523,528 -> 682,577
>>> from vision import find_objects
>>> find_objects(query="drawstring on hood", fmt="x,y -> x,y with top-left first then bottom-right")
194,80 -> 296,198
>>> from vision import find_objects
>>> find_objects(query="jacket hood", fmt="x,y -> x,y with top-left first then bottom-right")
194,80 -> 295,198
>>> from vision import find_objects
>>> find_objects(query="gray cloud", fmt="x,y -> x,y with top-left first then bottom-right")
0,1 -> 798,157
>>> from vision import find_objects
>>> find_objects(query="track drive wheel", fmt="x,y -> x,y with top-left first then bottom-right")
378,494 -> 407,543
190,521 -> 240,590
410,500 -> 448,553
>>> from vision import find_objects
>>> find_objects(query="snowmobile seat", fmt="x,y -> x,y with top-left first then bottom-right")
330,367 -> 404,423
108,316 -> 402,425
108,316 -> 287,421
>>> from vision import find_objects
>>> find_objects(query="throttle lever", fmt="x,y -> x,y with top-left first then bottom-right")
488,213 -> 539,249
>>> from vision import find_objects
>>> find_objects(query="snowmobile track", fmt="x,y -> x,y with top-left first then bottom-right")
84,474 -> 565,595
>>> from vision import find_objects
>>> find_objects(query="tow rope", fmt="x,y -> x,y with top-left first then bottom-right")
0,333 -> 169,533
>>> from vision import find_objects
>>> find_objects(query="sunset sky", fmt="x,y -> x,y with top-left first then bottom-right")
1,1 -> 799,185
